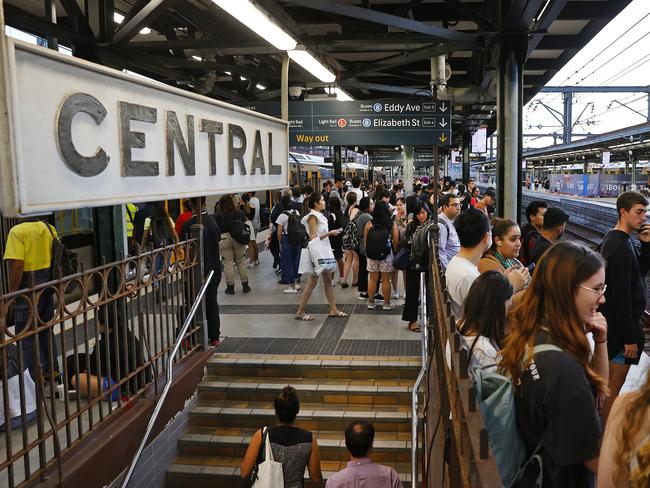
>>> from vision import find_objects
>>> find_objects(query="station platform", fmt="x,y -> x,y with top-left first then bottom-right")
214,231 -> 420,358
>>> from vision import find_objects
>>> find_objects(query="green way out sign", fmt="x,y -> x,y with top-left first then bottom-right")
242,99 -> 452,147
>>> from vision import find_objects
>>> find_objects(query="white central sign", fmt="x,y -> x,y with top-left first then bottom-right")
0,40 -> 289,216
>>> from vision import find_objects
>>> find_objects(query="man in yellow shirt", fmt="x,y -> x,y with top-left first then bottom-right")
125,203 -> 137,255
3,219 -> 59,379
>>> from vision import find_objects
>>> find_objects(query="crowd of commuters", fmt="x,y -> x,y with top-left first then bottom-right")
3,172 -> 650,486
441,183 -> 650,487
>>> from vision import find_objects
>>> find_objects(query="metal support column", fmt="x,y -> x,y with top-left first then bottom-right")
403,145 -> 414,193
281,54 -> 289,122
563,91 -> 573,144
632,155 -> 637,190
462,131 -> 470,183
443,152 -> 449,178
647,93 -> 650,122
44,0 -> 58,50
496,45 -> 523,220
334,146 -> 343,180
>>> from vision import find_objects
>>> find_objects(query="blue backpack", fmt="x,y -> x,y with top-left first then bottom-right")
473,344 -> 562,487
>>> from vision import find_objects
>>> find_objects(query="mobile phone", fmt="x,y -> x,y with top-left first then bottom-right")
526,262 -> 536,272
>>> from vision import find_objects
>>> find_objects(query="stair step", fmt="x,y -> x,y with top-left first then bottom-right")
208,355 -> 421,380
179,430 -> 415,462
166,456 -> 419,488
198,378 -> 414,405
189,401 -> 415,432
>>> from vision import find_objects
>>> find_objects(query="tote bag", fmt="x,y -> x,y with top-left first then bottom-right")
298,247 -> 315,275
308,238 -> 337,275
253,427 -> 284,488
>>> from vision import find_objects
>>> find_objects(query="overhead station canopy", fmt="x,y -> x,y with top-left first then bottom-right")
3,0 -> 633,147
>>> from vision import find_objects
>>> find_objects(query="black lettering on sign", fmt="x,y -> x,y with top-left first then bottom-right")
166,111 -> 195,176
228,124 -> 247,175
56,93 -> 108,177
250,130 -> 266,175
268,133 -> 281,175
119,101 -> 159,176
200,119 -> 223,175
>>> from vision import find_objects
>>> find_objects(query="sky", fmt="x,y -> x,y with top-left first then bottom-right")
523,0 -> 650,149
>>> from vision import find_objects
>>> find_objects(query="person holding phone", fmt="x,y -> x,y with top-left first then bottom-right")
599,191 -> 650,424
478,218 -> 530,293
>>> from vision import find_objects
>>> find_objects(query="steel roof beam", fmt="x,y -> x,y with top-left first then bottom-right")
441,0 -> 494,30
282,0 -> 481,47
59,0 -> 94,37
113,0 -> 179,44
345,42 -> 468,79
3,3 -> 94,45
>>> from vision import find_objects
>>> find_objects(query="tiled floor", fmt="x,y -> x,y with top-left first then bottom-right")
215,236 -> 421,356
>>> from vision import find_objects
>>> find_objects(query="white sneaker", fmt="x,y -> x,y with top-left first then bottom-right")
382,304 -> 394,311
392,290 -> 400,300
254,260 -> 260,265
283,288 -> 299,294
246,263 -> 255,268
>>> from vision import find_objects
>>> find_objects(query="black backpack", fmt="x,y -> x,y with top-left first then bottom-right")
44,223 -> 76,282
366,224 -> 391,260
229,215 -> 251,245
411,219 -> 435,268
342,215 -> 360,251
285,211 -> 309,248
150,217 -> 172,248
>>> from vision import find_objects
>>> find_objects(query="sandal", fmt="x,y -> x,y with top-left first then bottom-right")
408,322 -> 421,333
328,310 -> 349,318
295,314 -> 314,321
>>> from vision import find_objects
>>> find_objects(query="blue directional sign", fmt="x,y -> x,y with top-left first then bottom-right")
241,99 -> 452,146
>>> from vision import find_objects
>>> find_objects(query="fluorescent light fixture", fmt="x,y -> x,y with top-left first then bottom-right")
192,55 -> 202,61
114,12 -> 151,34
288,49 -> 335,83
256,84 -> 266,90
240,76 -> 247,81
212,0 -> 296,50
225,71 -> 231,75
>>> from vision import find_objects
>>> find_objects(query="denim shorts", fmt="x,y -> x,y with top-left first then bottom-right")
611,351 -> 627,365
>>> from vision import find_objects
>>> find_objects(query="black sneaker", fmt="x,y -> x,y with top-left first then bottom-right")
358,292 -> 369,300
374,293 -> 384,302
225,285 -> 235,295
242,283 -> 251,293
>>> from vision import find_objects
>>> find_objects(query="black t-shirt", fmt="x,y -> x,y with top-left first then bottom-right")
600,229 -> 650,361
515,334 -> 601,487
529,234 -> 552,264
180,212 -> 222,273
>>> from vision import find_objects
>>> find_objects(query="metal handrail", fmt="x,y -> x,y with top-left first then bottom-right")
411,271 -> 428,488
120,270 -> 214,488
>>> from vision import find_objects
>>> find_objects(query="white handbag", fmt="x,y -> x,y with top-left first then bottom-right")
308,238 -> 337,275
298,247 -> 315,275
253,427 -> 285,488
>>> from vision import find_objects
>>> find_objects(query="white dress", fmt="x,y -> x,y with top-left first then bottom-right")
301,210 -> 331,248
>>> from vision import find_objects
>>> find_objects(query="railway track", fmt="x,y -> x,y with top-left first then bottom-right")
564,222 -> 605,248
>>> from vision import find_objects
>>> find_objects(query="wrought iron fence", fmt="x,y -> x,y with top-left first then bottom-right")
424,228 -> 503,486
0,238 -> 202,488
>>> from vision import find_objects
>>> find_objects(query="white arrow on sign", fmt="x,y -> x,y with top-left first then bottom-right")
440,102 -> 448,112
440,119 -> 448,128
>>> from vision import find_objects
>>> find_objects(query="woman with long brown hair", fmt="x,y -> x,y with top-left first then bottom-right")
500,241 -> 609,487
598,369 -> 650,487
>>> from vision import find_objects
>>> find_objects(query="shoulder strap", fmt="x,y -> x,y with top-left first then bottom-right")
43,221 -> 58,242
532,344 -> 562,355
263,426 -> 275,462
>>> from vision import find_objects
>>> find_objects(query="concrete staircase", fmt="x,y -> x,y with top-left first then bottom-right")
166,353 -> 422,487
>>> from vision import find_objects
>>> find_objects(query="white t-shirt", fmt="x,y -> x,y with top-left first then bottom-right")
349,187 -> 366,202
460,335 -> 500,379
275,210 -> 299,235
250,196 -> 261,230
445,256 -> 480,320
